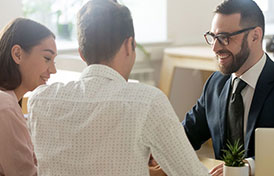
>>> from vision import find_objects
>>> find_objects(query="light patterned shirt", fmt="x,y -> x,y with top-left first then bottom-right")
28,64 -> 209,176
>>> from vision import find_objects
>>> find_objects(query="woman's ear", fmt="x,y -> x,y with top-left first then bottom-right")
11,45 -> 23,64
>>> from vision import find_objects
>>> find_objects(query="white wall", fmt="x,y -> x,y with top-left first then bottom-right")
167,0 -> 222,45
0,0 -> 22,30
145,0 -> 223,61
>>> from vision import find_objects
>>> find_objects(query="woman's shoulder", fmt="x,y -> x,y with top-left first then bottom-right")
0,90 -> 17,110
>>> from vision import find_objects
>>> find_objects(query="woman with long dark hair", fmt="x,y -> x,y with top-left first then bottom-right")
0,18 -> 57,175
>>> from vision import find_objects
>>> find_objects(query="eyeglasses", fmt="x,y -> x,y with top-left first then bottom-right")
204,26 -> 256,46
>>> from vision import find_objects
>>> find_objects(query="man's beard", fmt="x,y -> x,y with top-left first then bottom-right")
218,34 -> 250,75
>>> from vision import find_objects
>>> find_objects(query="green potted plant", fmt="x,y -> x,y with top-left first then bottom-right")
56,10 -> 73,40
222,139 -> 249,176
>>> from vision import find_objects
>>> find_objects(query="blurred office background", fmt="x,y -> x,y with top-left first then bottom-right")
1,0 -> 273,122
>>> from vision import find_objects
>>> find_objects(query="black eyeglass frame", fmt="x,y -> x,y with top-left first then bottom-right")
204,26 -> 256,46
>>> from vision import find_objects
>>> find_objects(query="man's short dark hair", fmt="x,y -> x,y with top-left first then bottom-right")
77,0 -> 135,65
215,0 -> 265,39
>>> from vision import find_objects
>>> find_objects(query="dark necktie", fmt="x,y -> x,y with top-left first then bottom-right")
227,78 -> 247,146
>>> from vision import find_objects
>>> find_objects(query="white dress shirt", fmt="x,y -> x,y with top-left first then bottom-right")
28,65 -> 209,176
231,54 -> 266,137
231,53 -> 266,175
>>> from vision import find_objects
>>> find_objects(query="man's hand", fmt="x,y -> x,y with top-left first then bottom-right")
149,165 -> 167,176
148,155 -> 167,176
209,163 -> 224,176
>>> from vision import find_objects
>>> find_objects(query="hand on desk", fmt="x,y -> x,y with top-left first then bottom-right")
209,163 -> 223,176
149,155 -> 167,176
149,165 -> 167,176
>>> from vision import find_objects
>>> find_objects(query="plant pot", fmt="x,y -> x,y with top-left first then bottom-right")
223,164 -> 249,176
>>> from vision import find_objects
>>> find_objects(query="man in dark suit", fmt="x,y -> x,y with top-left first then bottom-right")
183,0 -> 274,175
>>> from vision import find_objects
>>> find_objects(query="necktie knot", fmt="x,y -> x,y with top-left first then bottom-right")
234,78 -> 247,94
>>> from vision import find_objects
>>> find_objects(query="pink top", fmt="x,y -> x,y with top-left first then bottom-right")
0,90 -> 37,176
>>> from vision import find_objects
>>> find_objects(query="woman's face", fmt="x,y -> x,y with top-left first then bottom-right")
19,36 -> 57,91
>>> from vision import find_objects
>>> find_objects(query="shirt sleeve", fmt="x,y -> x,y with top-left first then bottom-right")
140,91 -> 210,176
245,157 -> 255,176
0,107 -> 37,176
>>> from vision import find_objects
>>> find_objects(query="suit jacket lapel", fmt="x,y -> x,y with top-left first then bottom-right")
245,55 -> 274,150
219,77 -> 232,148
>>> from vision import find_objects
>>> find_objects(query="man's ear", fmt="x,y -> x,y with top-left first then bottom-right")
251,27 -> 263,43
125,37 -> 135,56
11,45 -> 23,64
78,48 -> 87,63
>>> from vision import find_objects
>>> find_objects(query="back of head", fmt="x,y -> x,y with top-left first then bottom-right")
77,0 -> 134,65
215,0 -> 265,39
0,18 -> 54,90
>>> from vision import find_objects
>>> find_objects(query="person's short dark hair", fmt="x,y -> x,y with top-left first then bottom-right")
215,0 -> 265,40
77,0 -> 135,65
0,18 -> 55,91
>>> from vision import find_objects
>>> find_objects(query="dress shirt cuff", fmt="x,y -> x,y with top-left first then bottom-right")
245,158 -> 255,176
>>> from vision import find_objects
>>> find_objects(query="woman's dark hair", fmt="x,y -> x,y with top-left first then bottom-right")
0,18 -> 55,90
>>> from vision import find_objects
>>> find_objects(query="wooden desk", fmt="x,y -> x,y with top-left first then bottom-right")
159,46 -> 218,97
199,157 -> 223,170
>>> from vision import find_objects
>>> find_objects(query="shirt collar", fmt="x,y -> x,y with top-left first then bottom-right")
232,53 -> 266,89
80,64 -> 127,83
